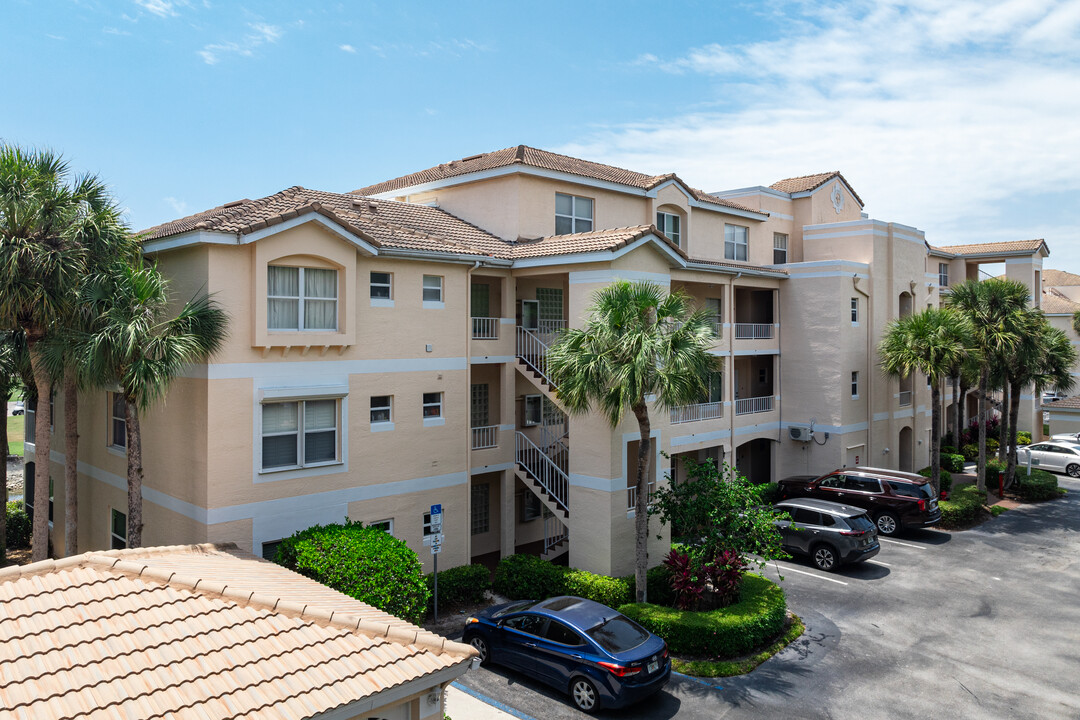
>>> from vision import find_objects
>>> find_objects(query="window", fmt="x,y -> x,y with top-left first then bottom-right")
758,367 -> 769,383
656,211 -> 681,246
938,263 -> 949,287
111,508 -> 127,550
851,371 -> 859,398
423,512 -> 435,536
471,483 -> 490,535
773,233 -> 788,264
261,539 -> 282,561
369,519 -> 394,534
109,392 -> 126,449
791,508 -> 822,526
370,395 -> 392,424
724,224 -> 748,261
845,477 -> 883,493
504,614 -> 547,637
423,392 -> 443,418
545,620 -> 585,646
267,266 -> 338,331
24,393 -> 54,444
555,193 -> 593,235
422,275 -> 443,302
850,297 -> 859,323
261,399 -> 339,471
471,384 -> 489,427
370,271 -> 392,299
520,491 -> 542,522
524,394 -> 542,426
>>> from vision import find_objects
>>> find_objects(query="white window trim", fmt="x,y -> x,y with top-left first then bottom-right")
555,192 -> 594,234
108,392 -> 126,452
422,275 -> 444,307
851,371 -> 860,399
267,266 -> 339,333
938,263 -> 949,287
724,224 -> 749,262
370,395 -> 393,432
423,392 -> 444,427
369,271 -> 393,302
773,233 -> 788,263
368,518 -> 394,536
256,388 -> 348,479
850,297 -> 859,325
656,211 -> 682,246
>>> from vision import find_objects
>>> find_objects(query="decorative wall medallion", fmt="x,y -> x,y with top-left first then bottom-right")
831,182 -> 845,214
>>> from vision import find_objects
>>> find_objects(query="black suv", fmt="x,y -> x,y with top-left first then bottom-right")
777,466 -> 940,536
774,498 -> 880,571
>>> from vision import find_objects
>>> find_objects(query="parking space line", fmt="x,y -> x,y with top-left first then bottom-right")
879,538 -> 925,549
866,559 -> 891,567
775,564 -> 849,585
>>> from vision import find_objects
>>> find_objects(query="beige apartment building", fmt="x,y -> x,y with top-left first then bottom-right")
22,146 -> 1050,577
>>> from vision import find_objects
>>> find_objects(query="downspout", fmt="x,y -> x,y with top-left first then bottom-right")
854,274 -> 872,463
464,260 -> 481,563
729,274 -> 741,474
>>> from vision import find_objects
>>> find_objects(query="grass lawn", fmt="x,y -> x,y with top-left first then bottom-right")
7,414 -> 23,457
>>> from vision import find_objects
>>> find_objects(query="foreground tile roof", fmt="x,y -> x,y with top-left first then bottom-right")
768,171 -> 865,206
1042,268 -> 1080,287
1043,395 -> 1080,409
1041,288 -> 1080,314
509,224 -> 683,260
931,239 -> 1048,256
0,544 -> 474,720
351,145 -> 763,215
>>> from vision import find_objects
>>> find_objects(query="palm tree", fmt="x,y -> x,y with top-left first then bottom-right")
946,279 -> 1029,495
547,280 -> 717,603
80,261 -> 228,548
0,332 -> 26,564
879,308 -> 973,493
0,144 -> 127,560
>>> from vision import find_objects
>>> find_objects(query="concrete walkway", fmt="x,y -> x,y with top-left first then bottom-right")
445,683 -> 530,720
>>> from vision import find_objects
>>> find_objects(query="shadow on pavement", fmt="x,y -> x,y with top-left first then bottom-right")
900,528 -> 953,545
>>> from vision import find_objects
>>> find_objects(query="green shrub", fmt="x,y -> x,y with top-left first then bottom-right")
986,438 -> 1000,453
564,569 -> 631,607
1016,431 -> 1032,446
961,444 -> 979,461
917,466 -> 953,494
753,482 -> 783,506
618,573 -> 786,658
274,520 -> 429,624
941,453 -> 966,474
492,554 -> 568,600
1015,469 -> 1059,501
984,458 -> 1007,486
939,484 -> 985,527
624,564 -> 675,607
990,505 -> 1008,517
941,445 -> 958,455
5,500 -> 31,549
427,563 -> 490,610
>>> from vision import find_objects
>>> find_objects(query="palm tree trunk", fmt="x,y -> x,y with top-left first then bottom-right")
1006,379 -> 1022,488
998,381 -> 1009,464
951,375 -> 960,443
632,401 -> 651,604
125,396 -> 143,548
0,388 -> 8,564
930,382 -> 941,495
63,366 -> 78,557
28,341 -> 53,562
958,377 -> 969,443
976,367 -> 988,494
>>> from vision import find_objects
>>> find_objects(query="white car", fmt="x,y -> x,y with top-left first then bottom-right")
1018,441 -> 1080,477
1042,392 -> 1068,404
1051,433 -> 1080,444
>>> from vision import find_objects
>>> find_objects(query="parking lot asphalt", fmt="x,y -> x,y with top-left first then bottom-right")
455,476 -> 1080,719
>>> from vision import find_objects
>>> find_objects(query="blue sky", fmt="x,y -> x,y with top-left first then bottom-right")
5,0 -> 1080,268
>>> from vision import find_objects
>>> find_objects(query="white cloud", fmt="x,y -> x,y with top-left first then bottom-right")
103,27 -> 132,36
164,197 -> 188,215
135,0 -> 180,18
339,44 -> 357,53
560,0 -> 1080,264
199,22 -> 283,65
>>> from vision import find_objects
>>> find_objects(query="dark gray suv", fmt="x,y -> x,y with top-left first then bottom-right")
775,498 -> 880,571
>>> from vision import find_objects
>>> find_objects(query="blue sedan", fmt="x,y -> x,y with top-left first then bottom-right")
464,595 -> 671,713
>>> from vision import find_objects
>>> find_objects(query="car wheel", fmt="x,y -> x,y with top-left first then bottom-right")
812,544 -> 838,572
1068,464 -> 1080,478
570,677 -> 599,713
467,635 -> 490,666
875,511 -> 900,536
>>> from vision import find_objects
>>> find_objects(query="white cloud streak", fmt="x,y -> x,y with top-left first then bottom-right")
565,0 -> 1080,267
198,22 -> 283,65
134,0 -> 180,18
339,44 -> 357,54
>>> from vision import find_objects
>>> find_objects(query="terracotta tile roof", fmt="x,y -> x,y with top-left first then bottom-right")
1044,396 -> 1080,409
931,239 -> 1048,256
0,544 -> 474,720
685,256 -> 789,275
141,186 -> 510,258
351,145 -> 764,215
507,224 -> 685,260
1041,288 -> 1080,314
768,171 -> 865,207
1042,268 -> 1080,287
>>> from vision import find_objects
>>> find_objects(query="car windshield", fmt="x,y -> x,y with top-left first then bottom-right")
587,615 -> 649,653
493,600 -> 539,618
847,515 -> 875,532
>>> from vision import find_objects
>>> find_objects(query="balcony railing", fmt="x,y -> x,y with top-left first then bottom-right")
472,425 -> 499,450
670,401 -> 724,424
899,391 -> 913,407
537,319 -> 567,336
472,317 -> 499,340
734,395 -> 774,416
516,431 -> 569,512
627,481 -> 656,511
734,323 -> 774,339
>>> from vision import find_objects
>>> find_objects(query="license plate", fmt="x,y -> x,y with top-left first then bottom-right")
930,500 -> 938,510
647,660 -> 659,674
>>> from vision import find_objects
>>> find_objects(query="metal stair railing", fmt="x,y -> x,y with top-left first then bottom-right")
516,326 -> 558,389
544,514 -> 568,554
516,431 -> 569,512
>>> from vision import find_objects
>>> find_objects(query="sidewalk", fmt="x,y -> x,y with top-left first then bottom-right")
445,683 -> 533,720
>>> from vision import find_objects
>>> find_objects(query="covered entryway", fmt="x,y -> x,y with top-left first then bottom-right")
898,426 -> 913,472
734,438 -> 773,485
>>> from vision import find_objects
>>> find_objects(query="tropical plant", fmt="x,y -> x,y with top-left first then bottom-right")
0,333 -> 25,563
946,279 -> 1030,495
878,307 -> 973,493
547,280 -> 717,603
79,261 -> 227,548
0,145 -> 128,560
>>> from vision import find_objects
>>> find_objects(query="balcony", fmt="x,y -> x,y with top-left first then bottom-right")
472,425 -> 499,450
734,323 -> 773,340
670,401 -> 724,424
472,317 -> 499,340
735,395 -> 774,416
899,391 -> 913,407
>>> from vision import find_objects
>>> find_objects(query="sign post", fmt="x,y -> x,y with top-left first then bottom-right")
429,504 -> 443,621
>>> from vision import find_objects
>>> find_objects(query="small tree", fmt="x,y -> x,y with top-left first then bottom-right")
650,458 -> 786,609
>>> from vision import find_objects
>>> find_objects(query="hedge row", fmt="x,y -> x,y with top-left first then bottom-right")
918,466 -> 953,494
426,563 -> 490,611
618,573 -> 787,658
1015,469 -> 1059,501
492,554 -> 673,607
938,484 -> 985,527
5,501 -> 30,550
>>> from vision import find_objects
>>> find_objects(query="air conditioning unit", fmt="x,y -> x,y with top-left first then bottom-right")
789,426 -> 812,442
